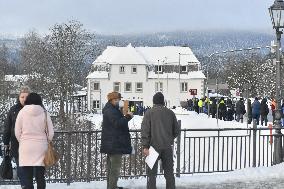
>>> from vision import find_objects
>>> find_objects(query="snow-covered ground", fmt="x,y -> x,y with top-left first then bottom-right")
84,107 -> 253,130
1,108 -> 280,188
2,163 -> 284,189
83,108 -> 276,175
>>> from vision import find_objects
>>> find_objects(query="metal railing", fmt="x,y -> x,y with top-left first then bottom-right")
0,123 -> 283,185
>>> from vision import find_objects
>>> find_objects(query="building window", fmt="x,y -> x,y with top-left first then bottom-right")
136,82 -> 143,93
181,82 -> 188,92
93,100 -> 100,109
93,82 -> 100,91
131,66 -> 137,74
156,65 -> 163,73
155,82 -> 163,92
119,65 -> 125,73
113,82 -> 121,92
181,66 -> 187,72
124,82 -> 132,92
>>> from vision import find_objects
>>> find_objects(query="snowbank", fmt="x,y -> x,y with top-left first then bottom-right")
2,163 -> 284,188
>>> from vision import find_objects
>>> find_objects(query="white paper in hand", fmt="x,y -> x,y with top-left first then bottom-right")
145,146 -> 159,169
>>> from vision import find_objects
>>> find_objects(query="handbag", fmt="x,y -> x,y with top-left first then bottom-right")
43,111 -> 60,167
0,150 -> 13,179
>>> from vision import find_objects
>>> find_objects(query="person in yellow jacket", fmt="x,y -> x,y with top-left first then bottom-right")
218,97 -> 227,120
131,106 -> 135,113
198,99 -> 203,113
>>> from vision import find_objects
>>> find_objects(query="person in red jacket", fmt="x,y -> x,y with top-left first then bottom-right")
271,99 -> 276,123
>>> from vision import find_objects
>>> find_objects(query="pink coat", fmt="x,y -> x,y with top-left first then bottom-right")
15,105 -> 54,166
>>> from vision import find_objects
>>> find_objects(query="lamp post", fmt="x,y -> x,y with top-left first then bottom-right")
269,0 -> 284,164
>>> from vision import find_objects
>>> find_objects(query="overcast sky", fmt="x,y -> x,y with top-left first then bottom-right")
0,0 -> 276,36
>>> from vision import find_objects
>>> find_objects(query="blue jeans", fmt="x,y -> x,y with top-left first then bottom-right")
252,114 -> 260,125
15,158 -> 26,187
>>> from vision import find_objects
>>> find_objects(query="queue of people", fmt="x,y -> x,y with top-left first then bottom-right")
186,96 -> 282,127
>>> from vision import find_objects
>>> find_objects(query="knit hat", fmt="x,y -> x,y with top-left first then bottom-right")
107,92 -> 122,101
153,92 -> 164,105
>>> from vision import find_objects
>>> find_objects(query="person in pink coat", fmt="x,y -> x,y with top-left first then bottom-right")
15,93 -> 54,189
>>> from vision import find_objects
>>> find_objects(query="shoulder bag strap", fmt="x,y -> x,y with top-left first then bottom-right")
44,111 -> 49,142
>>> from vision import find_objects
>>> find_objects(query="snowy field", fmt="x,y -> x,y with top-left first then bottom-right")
2,163 -> 284,189
84,107 -> 254,130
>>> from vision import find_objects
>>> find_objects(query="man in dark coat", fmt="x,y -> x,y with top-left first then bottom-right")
193,98 -> 199,114
226,99 -> 234,121
260,98 -> 269,126
141,92 -> 180,189
247,99 -> 253,124
187,99 -> 193,111
101,92 -> 133,189
3,86 -> 30,187
210,99 -> 217,118
236,98 -> 246,123
252,97 -> 261,125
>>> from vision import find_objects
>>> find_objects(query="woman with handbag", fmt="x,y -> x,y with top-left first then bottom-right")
3,86 -> 31,186
15,93 -> 54,189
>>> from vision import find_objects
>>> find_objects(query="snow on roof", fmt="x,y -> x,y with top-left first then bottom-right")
4,75 -> 29,82
92,44 -> 199,66
147,71 -> 205,79
73,90 -> 87,97
86,71 -> 109,79
136,46 -> 199,65
94,44 -> 146,65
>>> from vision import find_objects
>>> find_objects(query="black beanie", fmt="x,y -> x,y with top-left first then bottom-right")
153,92 -> 164,105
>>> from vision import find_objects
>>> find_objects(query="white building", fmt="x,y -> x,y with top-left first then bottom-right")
86,44 -> 205,111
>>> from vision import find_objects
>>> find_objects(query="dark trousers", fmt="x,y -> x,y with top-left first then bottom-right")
21,166 -> 46,189
15,158 -> 26,187
236,114 -> 244,123
147,148 -> 175,189
107,154 -> 122,189
261,115 -> 268,126
272,111 -> 276,123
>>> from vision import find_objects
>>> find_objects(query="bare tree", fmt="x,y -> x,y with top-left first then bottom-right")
20,21 -> 95,129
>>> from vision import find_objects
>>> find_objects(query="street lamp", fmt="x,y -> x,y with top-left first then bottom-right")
269,0 -> 284,164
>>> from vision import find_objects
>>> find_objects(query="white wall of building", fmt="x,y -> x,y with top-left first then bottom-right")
87,64 -> 204,110
87,45 -> 205,111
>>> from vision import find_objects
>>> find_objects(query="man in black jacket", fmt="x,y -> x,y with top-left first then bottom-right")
141,92 -> 180,189
101,92 -> 133,189
260,98 -> 269,126
3,86 -> 30,187
236,98 -> 246,123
